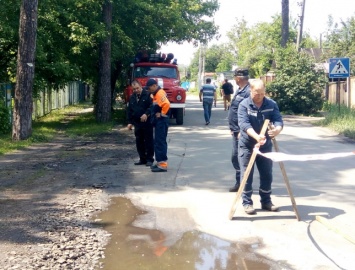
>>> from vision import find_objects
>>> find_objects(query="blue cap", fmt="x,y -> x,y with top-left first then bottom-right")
234,68 -> 249,77
146,78 -> 157,87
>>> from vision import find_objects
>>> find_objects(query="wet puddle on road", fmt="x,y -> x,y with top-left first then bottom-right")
92,197 -> 292,270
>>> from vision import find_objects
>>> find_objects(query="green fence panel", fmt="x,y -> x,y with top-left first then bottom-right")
1,81 -> 89,123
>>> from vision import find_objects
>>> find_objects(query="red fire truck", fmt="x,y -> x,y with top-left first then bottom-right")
124,52 -> 186,125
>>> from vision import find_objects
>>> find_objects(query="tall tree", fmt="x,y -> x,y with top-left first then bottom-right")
96,0 -> 112,123
12,0 -> 39,140
224,16 -> 316,77
281,0 -> 289,47
324,16 -> 355,76
268,46 -> 325,115
188,43 -> 235,79
227,16 -> 286,77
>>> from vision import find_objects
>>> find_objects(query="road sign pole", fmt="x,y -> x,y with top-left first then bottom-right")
337,78 -> 340,113
349,58 -> 352,108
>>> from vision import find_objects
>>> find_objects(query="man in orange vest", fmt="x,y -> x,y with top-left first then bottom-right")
146,79 -> 170,172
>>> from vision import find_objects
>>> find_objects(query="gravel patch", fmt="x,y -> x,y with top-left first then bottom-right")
0,126 -> 136,270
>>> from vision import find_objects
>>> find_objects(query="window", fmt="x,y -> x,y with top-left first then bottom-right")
134,66 -> 177,79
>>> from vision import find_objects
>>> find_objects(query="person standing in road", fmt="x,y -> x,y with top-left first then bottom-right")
199,78 -> 217,125
238,79 -> 283,215
221,79 -> 234,111
146,78 -> 171,172
228,68 -> 251,192
127,80 -> 154,167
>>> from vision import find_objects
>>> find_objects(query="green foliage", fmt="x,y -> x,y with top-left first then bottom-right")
185,88 -> 199,97
0,101 -> 11,134
0,0 -> 219,94
188,14 -> 321,81
188,43 -> 234,81
187,50 -> 200,82
0,1 -> 20,82
300,32 -> 318,48
267,46 -> 326,115
203,44 -> 227,72
226,16 -> 299,77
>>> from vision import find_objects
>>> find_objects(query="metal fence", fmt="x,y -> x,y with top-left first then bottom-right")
1,81 -> 90,123
0,83 -> 14,124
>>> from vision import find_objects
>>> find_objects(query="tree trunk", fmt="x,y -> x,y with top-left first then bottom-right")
12,0 -> 39,140
111,60 -> 122,106
96,0 -> 112,123
281,0 -> 289,47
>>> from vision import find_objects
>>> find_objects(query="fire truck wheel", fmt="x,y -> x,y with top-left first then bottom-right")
176,108 -> 184,125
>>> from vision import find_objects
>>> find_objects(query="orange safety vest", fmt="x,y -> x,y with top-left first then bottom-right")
152,88 -> 170,117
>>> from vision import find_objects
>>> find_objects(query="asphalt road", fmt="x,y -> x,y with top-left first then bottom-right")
122,94 -> 355,270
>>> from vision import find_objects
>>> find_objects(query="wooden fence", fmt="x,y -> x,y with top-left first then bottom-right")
326,77 -> 355,108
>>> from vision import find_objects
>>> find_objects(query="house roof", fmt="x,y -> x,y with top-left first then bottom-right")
300,48 -> 327,62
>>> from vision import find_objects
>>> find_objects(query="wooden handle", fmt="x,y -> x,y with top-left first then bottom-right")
271,136 -> 301,221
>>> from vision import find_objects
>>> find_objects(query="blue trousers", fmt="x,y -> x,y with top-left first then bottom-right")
231,132 -> 240,186
203,100 -> 213,123
154,117 -> 169,162
238,143 -> 273,206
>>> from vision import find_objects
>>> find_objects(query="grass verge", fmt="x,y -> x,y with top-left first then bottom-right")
186,87 -> 200,96
0,102 -> 126,155
315,103 -> 355,140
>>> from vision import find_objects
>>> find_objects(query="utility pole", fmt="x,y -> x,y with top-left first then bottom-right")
197,43 -> 202,90
281,0 -> 289,47
197,43 -> 206,89
201,43 -> 206,85
296,0 -> 306,52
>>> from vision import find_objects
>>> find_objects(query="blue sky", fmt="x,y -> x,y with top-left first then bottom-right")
161,0 -> 355,65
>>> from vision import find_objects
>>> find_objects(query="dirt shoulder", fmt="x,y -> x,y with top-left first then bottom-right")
0,124 -> 135,270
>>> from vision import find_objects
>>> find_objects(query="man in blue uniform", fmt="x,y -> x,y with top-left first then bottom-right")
238,79 -> 283,215
228,68 -> 251,192
146,78 -> 170,172
199,78 -> 217,125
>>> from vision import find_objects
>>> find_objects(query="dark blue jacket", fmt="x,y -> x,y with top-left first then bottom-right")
127,89 -> 152,127
238,96 -> 283,149
228,84 -> 250,133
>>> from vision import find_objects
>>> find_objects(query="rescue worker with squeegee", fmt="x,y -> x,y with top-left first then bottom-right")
146,78 -> 171,172
238,79 -> 283,215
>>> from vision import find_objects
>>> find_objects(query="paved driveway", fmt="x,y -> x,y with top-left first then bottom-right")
123,94 -> 355,270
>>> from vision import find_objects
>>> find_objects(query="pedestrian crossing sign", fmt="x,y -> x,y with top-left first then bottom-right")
329,58 -> 350,78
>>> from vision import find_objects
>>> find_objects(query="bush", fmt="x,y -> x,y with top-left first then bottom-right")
0,102 -> 11,134
267,47 -> 327,115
